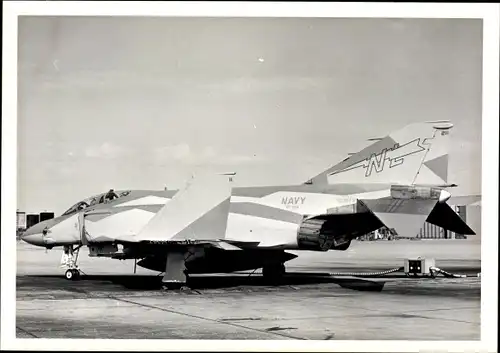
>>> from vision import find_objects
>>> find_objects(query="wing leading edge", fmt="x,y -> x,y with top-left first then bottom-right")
117,174 -> 232,244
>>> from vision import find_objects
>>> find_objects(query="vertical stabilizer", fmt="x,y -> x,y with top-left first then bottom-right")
413,123 -> 453,185
307,121 -> 453,186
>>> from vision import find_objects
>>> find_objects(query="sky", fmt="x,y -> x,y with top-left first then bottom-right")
17,17 -> 483,215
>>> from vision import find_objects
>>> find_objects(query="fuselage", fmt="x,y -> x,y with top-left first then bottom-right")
21,120 -> 458,251
21,182 -> 397,249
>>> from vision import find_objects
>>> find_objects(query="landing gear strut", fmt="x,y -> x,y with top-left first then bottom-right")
262,263 -> 286,284
161,251 -> 189,290
62,245 -> 83,281
160,248 -> 201,290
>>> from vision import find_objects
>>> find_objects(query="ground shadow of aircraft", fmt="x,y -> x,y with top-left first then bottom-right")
20,273 -> 386,292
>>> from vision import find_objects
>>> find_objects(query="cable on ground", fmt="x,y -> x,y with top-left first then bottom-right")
328,267 -> 404,277
429,266 -> 479,278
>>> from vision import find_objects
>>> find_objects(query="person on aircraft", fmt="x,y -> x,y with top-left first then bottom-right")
77,202 -> 89,211
104,189 -> 119,202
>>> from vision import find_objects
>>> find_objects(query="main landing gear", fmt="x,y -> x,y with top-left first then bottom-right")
262,263 -> 286,284
161,251 -> 190,290
62,245 -> 83,281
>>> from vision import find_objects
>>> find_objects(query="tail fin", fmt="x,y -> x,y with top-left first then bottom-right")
131,174 -> 232,242
413,123 -> 452,185
307,121 -> 453,186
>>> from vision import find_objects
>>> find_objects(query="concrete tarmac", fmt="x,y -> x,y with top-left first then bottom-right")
16,239 -> 481,340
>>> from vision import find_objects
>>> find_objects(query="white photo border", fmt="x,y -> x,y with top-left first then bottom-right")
2,2 -> 498,352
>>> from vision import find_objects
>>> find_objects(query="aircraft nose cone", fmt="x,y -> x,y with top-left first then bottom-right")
21,220 -> 52,246
438,189 -> 451,203
21,232 -> 45,246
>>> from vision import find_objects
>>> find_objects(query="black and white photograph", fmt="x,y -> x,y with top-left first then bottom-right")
2,2 -> 498,352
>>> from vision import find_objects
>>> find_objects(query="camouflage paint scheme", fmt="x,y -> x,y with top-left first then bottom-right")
21,121 -> 476,283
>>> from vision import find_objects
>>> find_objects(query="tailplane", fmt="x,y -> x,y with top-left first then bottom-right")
307,121 -> 453,186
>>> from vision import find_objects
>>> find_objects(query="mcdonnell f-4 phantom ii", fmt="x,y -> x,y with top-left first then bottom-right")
21,121 -> 476,288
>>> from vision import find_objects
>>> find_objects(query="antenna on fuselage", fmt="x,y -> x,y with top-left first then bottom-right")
219,172 -> 236,182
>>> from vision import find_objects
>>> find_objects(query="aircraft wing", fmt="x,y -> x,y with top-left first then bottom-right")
117,174 -> 233,245
202,240 -> 247,251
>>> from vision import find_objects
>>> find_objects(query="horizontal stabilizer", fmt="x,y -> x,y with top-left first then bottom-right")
300,197 -> 456,241
124,174 -> 232,243
426,202 -> 476,235
362,197 -> 439,238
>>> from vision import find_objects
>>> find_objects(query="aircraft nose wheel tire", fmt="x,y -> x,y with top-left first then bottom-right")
262,263 -> 286,284
65,269 -> 81,281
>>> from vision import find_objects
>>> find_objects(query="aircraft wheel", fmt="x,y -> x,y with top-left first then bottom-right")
72,269 -> 81,280
65,269 -> 74,280
262,263 -> 286,284
65,269 -> 81,281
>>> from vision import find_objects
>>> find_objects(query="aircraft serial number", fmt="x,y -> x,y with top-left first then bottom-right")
146,240 -> 201,245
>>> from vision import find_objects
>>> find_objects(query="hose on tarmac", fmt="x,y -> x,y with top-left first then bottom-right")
327,266 -> 480,278
328,267 -> 404,277
429,266 -> 480,278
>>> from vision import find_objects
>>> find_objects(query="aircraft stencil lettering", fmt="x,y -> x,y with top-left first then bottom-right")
330,138 -> 427,178
281,196 -> 306,206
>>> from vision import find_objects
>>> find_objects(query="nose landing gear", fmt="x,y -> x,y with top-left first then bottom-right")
65,268 -> 81,281
62,245 -> 83,281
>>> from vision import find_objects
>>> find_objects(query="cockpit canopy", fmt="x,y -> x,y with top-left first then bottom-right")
61,190 -> 131,216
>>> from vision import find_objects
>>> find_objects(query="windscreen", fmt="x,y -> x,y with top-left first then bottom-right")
61,190 -> 131,216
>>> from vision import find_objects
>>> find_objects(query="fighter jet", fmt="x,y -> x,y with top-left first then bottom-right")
21,121 -> 475,288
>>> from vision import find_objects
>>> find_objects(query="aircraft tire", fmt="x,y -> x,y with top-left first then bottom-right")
65,269 -> 81,281
65,269 -> 74,280
72,269 -> 81,280
262,263 -> 286,284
